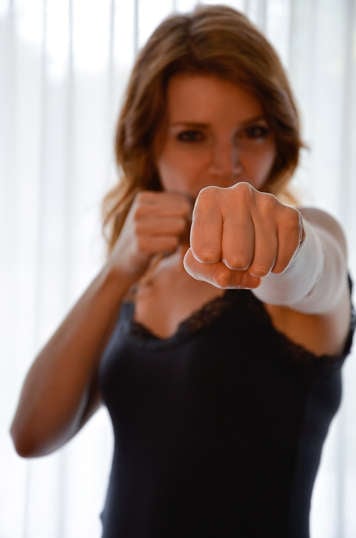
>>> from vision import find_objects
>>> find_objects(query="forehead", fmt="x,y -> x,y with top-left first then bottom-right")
165,73 -> 263,123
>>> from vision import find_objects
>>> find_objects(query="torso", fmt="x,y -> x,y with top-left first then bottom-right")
129,247 -> 350,358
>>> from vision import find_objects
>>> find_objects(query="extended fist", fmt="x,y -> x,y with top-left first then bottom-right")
183,182 -> 303,289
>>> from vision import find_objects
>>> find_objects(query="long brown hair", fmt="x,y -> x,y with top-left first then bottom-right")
101,4 -> 305,256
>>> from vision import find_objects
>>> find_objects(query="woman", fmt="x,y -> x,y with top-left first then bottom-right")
10,5 -> 355,537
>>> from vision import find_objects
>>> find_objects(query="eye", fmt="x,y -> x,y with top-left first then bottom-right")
176,130 -> 205,142
243,124 -> 270,139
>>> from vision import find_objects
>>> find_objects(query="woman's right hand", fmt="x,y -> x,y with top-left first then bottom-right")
106,190 -> 193,283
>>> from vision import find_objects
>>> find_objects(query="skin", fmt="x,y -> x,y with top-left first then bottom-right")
10,72 -> 351,458
112,73 -> 285,289
111,73 -> 350,356
155,73 -> 300,288
154,74 -> 276,196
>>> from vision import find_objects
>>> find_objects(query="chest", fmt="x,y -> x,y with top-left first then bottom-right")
131,269 -> 333,357
133,271 -> 224,338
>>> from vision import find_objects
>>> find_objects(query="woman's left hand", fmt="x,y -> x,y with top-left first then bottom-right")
183,181 -> 303,289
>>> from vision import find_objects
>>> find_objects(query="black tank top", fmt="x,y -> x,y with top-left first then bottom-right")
98,280 -> 355,538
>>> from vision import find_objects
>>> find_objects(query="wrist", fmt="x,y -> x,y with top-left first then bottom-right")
252,216 -> 346,314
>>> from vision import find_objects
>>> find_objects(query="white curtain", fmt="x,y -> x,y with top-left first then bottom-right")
1,0 -> 355,536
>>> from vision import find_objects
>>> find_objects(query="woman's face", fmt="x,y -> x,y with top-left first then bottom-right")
154,73 -> 276,198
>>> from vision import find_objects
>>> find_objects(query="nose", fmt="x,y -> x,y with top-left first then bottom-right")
208,139 -> 243,184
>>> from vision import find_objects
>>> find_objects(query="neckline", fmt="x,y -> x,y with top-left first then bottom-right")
120,287 -> 350,363
122,288 -> 245,349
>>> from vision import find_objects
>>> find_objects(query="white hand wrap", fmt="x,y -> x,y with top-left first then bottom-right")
252,207 -> 348,314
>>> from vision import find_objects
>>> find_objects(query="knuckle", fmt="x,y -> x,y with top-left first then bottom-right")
193,247 -> 218,263
249,263 -> 270,277
234,181 -> 254,201
224,252 -> 250,270
196,185 -> 220,204
259,193 -> 277,213
199,185 -> 218,196
280,206 -> 300,232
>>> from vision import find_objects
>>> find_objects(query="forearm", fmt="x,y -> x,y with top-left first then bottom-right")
252,207 -> 349,314
10,263 -> 131,457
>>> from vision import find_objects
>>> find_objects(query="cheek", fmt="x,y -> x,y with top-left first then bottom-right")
245,146 -> 276,189
156,146 -> 206,191
156,158 -> 181,190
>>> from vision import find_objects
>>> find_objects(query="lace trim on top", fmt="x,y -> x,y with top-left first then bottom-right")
127,289 -> 235,342
123,283 -> 356,366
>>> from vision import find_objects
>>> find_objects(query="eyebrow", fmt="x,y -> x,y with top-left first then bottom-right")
170,115 -> 267,129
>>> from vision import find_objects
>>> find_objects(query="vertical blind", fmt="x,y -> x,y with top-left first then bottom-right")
1,1 -> 355,537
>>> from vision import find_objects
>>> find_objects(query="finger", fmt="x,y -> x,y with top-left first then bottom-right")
190,188 -> 223,263
272,207 -> 302,273
222,209 -> 254,270
183,249 -> 232,286
136,216 -> 187,236
138,234 -> 180,256
136,191 -> 193,219
248,211 -> 277,277
183,248 -> 261,289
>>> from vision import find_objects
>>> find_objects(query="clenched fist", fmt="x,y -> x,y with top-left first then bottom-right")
183,182 -> 303,289
108,190 -> 192,282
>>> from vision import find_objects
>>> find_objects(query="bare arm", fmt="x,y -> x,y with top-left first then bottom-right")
9,264 -> 131,458
9,190 -> 192,458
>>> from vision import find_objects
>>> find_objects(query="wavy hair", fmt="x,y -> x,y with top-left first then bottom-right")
101,4 -> 305,255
